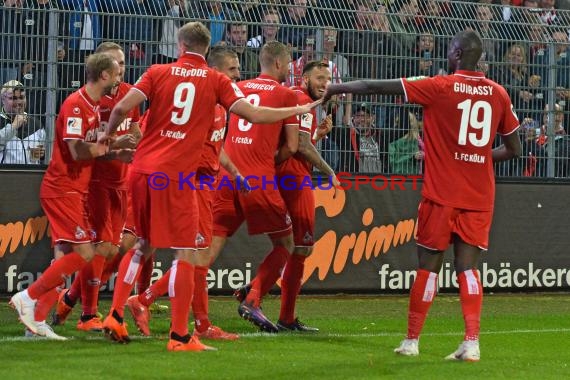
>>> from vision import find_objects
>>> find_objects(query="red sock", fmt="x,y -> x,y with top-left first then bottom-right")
80,254 -> 106,316
28,252 -> 87,300
67,272 -> 81,305
192,266 -> 211,332
34,287 -> 60,322
136,253 -> 154,295
244,277 -> 262,307
169,260 -> 194,338
458,269 -> 483,341
110,249 -> 144,317
101,253 -> 122,285
138,269 -> 170,307
406,269 -> 438,340
279,254 -> 306,324
257,246 -> 290,297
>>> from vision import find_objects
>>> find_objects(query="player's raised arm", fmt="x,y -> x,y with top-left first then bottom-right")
231,98 -> 321,124
101,89 -> 145,141
322,79 -> 404,104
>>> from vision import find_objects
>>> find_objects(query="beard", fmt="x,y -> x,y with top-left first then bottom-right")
307,80 -> 322,101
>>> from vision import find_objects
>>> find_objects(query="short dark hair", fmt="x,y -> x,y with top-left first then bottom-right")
302,60 -> 329,76
207,46 -> 238,67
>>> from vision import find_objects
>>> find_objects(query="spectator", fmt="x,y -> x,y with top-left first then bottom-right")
388,0 -> 420,52
0,0 -> 26,84
535,29 -> 570,105
350,103 -> 386,173
103,1 -> 164,84
0,80 -> 46,165
58,0 -> 103,90
316,0 -> 355,29
539,0 -> 559,25
224,20 -> 259,79
318,25 -> 352,127
199,1 -> 240,46
155,0 -> 191,64
493,43 -> 544,121
339,1 -> 403,81
470,4 -> 501,63
388,111 -> 424,175
278,0 -> 318,59
247,7 -> 281,49
405,33 -> 446,77
22,0 -> 59,117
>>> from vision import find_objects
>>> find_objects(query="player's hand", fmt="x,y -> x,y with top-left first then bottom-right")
316,114 -> 333,140
111,134 -> 137,149
298,99 -> 323,114
236,174 -> 252,195
97,132 -> 115,145
116,148 -> 135,163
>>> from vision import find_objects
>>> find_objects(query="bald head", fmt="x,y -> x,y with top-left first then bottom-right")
448,30 -> 483,72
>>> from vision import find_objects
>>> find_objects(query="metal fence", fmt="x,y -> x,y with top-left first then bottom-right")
1,0 -> 570,178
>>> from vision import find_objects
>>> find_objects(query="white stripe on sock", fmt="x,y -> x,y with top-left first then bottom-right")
123,250 -> 143,285
422,272 -> 438,302
168,260 -> 178,298
465,269 -> 480,295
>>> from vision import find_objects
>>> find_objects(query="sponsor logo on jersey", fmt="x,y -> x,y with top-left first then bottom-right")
66,117 -> 82,135
300,112 -> 313,130
74,226 -> 86,240
231,83 -> 245,98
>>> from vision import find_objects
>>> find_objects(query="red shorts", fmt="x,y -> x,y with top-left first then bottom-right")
41,194 -> 94,245
130,172 -> 199,249
88,186 -> 127,246
196,187 -> 214,248
416,198 -> 493,251
123,190 -> 137,237
213,182 -> 292,237
279,183 -> 315,247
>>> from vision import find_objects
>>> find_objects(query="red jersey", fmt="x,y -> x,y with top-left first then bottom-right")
91,82 -> 141,189
401,70 -> 519,211
131,52 -> 244,179
40,87 -> 100,198
277,86 -> 317,177
224,74 -> 299,177
197,104 -> 226,177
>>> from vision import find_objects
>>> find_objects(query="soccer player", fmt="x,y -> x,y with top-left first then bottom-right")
322,30 -> 522,361
9,53 -> 124,338
276,60 -> 340,331
126,46 -> 244,341
234,61 -> 340,331
98,22 -> 318,351
209,40 -> 303,333
53,42 -> 141,332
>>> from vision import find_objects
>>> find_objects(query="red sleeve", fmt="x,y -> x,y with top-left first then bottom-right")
401,76 -> 440,106
134,68 -> 154,100
61,103 -> 88,141
283,87 -> 299,127
295,91 -> 313,135
216,72 -> 245,111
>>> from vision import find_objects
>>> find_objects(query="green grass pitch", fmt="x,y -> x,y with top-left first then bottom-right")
1,294 -> 569,379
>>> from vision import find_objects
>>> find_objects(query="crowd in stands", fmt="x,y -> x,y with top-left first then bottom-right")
1,0 -> 570,177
